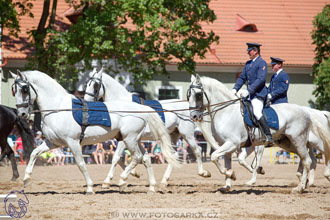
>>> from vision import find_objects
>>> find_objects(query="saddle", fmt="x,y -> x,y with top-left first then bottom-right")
132,95 -> 166,123
72,98 -> 111,142
242,99 -> 279,130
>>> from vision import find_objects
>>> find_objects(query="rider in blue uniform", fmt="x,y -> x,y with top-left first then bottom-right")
232,42 -> 274,146
267,57 -> 289,104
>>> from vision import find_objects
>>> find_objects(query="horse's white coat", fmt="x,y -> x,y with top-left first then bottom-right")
11,70 -> 179,193
84,69 -> 211,186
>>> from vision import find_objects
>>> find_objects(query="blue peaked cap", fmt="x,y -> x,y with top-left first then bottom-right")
246,42 -> 262,51
270,57 -> 285,65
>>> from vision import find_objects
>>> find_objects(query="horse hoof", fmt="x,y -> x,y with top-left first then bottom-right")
291,186 -> 304,194
148,186 -> 156,194
230,171 -> 236,181
219,185 -> 231,193
11,176 -> 19,182
86,191 -> 95,195
119,180 -> 128,192
245,181 -> 256,186
23,179 -> 31,188
160,181 -> 168,188
199,170 -> 211,178
102,183 -> 111,189
256,167 -> 265,175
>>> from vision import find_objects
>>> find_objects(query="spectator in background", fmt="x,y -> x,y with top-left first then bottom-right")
195,130 -> 207,162
34,131 -> 44,147
92,142 -> 105,164
13,135 -> 24,165
103,139 -> 117,164
54,146 -> 66,165
63,147 -> 74,165
40,149 -> 57,165
275,150 -> 290,164
82,144 -> 97,164
150,140 -> 165,164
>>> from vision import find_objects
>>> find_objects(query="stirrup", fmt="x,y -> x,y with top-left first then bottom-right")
265,136 -> 274,147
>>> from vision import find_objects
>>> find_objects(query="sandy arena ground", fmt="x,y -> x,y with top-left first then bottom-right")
0,158 -> 330,220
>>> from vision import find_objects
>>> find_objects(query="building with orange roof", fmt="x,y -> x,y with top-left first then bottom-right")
1,0 -> 328,107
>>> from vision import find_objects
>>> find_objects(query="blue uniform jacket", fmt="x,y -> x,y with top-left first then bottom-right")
267,70 -> 289,104
233,56 -> 268,100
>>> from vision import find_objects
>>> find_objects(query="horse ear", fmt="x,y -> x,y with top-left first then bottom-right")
10,71 -> 18,79
195,74 -> 201,84
17,70 -> 25,80
191,74 -> 196,82
97,67 -> 104,77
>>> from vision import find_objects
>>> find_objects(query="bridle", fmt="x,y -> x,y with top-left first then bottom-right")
11,78 -> 38,115
84,74 -> 105,101
186,82 -> 210,119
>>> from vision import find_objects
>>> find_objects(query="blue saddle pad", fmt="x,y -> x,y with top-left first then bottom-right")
132,95 -> 165,123
243,104 -> 279,130
72,98 -> 111,127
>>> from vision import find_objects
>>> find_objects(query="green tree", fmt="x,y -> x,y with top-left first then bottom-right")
311,4 -> 330,109
0,1 -> 33,37
27,0 -> 219,86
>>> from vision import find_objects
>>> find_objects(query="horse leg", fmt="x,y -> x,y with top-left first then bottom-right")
70,142 -> 94,195
161,161 -> 173,187
211,141 -> 237,191
183,132 -> 211,178
292,145 -> 311,193
24,142 -> 49,187
8,151 -> 19,181
308,148 -> 317,187
324,157 -> 330,182
238,146 -> 255,173
102,141 -> 126,188
141,152 -> 156,193
222,154 -> 233,191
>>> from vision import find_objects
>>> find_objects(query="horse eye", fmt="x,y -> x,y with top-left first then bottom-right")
22,85 -> 29,94
93,83 -> 99,90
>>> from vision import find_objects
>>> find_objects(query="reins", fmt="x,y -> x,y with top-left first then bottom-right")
30,98 -> 242,115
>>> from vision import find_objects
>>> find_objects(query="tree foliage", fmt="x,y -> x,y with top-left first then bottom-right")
311,4 -> 330,109
0,1 -> 33,37
27,0 -> 219,87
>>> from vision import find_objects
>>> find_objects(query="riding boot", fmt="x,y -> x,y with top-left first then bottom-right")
258,116 -> 274,147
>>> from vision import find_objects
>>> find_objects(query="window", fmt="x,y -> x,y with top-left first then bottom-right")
156,86 -> 182,100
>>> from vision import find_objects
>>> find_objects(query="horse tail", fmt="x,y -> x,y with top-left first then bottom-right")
146,112 -> 181,168
15,117 -> 35,160
310,118 -> 330,165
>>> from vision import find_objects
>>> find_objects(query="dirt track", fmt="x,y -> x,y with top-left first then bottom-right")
1,160 -> 329,220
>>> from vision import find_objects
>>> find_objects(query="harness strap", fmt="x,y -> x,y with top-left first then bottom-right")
79,98 -> 89,143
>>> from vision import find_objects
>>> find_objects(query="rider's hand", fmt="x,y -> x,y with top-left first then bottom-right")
267,93 -> 272,101
240,90 -> 249,98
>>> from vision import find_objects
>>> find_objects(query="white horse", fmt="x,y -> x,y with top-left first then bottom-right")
10,70 -> 180,194
237,103 -> 330,186
84,68 -> 211,187
187,74 -> 330,193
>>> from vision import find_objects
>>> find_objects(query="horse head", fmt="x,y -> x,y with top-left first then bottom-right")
84,67 -> 105,101
10,71 -> 37,119
187,74 -> 209,122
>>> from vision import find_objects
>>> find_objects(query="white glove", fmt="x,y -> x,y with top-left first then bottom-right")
240,90 -> 249,98
231,89 -> 237,96
267,93 -> 272,101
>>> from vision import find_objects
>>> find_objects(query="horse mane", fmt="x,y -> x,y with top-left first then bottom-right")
101,70 -> 132,96
22,70 -> 68,95
199,76 -> 236,100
